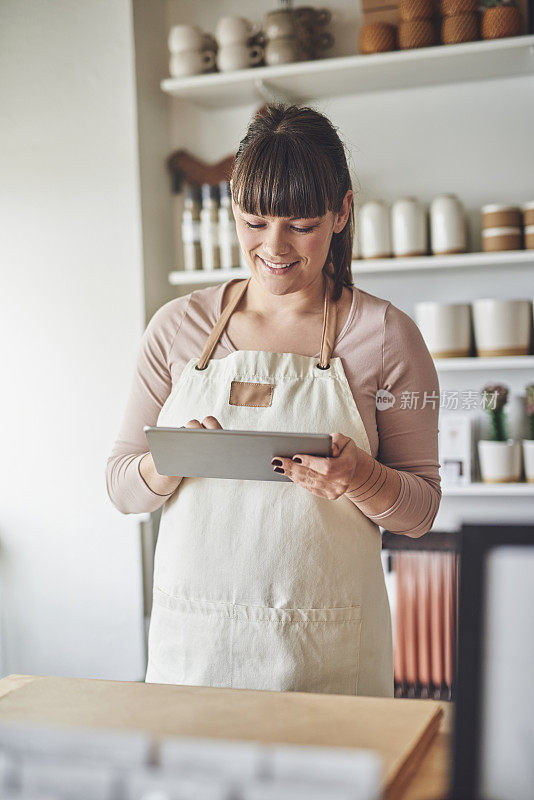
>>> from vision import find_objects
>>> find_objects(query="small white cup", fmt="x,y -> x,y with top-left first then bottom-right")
391,197 -> 427,257
360,200 -> 391,259
169,50 -> 216,78
472,298 -> 532,357
216,43 -> 263,72
168,24 -> 215,54
215,16 -> 260,46
264,37 -> 300,65
414,302 -> 472,358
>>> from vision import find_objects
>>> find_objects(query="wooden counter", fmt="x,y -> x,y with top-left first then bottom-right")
0,675 -> 451,799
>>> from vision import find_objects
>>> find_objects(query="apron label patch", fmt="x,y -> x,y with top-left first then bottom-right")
229,380 -> 274,407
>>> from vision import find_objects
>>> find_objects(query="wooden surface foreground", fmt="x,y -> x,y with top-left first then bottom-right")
0,675 -> 451,800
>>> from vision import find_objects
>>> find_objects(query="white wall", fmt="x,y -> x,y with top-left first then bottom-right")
0,0 -> 146,678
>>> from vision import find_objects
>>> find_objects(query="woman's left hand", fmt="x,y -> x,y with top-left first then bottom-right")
272,433 -> 360,500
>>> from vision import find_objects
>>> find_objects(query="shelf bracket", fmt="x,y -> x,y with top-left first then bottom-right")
253,78 -> 301,106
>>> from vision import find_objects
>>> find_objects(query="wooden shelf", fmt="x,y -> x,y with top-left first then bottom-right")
169,250 -> 533,286
434,355 -> 534,371
442,482 -> 534,496
161,35 -> 534,108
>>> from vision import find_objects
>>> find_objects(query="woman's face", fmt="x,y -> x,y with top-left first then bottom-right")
231,190 -> 352,294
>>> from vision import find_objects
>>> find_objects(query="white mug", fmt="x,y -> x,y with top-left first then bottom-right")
391,197 -> 427,257
168,24 -> 215,54
430,193 -> 467,254
360,200 -> 391,259
217,43 -> 263,72
215,16 -> 261,46
414,302 -> 472,358
169,50 -> 216,78
472,298 -> 532,357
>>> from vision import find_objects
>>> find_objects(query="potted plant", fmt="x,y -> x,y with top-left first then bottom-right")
477,383 -> 521,483
522,384 -> 534,482
481,0 -> 522,39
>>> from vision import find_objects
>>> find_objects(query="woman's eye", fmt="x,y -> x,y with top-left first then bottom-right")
244,222 -> 316,233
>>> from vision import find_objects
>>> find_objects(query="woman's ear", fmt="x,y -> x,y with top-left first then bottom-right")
334,189 -> 354,233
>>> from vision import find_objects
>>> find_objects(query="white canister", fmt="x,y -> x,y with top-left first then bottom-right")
477,440 -> 522,483
430,193 -> 467,255
522,440 -> 534,482
414,302 -> 472,358
391,197 -> 427,257
359,200 -> 391,259
472,298 -> 532,357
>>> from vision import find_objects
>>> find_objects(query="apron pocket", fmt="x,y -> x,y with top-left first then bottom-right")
231,604 -> 362,695
146,589 -> 362,695
146,588 -> 234,687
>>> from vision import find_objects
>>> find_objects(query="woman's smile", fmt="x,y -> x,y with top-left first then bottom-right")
257,255 -> 300,274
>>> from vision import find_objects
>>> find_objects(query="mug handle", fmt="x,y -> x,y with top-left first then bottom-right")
316,9 -> 332,26
248,45 -> 264,66
202,50 -> 216,70
315,31 -> 334,50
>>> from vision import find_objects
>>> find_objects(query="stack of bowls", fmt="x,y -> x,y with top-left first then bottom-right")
263,8 -> 301,66
168,24 -> 217,78
481,205 -> 522,252
215,16 -> 263,72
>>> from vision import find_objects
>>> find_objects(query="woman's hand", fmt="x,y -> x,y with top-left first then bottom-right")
271,433 -> 360,500
184,416 -> 223,430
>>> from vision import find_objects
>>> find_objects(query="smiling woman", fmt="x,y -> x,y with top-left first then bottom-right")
106,103 -> 441,699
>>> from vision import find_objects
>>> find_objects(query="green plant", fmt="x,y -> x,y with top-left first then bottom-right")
525,384 -> 534,440
482,383 -> 509,441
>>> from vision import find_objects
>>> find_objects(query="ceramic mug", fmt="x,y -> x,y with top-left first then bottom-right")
414,302 -> 472,358
391,197 -> 427,257
169,50 -> 216,78
217,43 -> 263,72
293,6 -> 332,27
430,193 -> 467,254
168,25 -> 215,54
264,9 -> 297,39
360,200 -> 392,259
472,298 -> 532,356
264,37 -> 300,65
215,16 -> 261,46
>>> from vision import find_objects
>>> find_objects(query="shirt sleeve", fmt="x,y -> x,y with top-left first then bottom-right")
366,302 -> 442,537
105,295 -> 191,514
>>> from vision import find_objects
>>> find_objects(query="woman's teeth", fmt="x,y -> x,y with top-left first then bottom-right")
260,257 -> 296,269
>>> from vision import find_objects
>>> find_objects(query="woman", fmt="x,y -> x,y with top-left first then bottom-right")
107,104 -> 441,698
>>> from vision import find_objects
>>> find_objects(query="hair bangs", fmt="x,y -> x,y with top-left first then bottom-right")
232,135 -> 336,220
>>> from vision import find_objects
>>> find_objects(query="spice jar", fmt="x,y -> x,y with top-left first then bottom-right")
218,181 -> 242,269
181,184 -> 203,271
200,183 -> 221,270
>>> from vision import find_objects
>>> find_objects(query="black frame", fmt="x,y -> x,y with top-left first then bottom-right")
450,522 -> 534,800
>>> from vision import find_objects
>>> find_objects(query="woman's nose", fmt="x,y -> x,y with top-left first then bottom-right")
263,228 -> 291,257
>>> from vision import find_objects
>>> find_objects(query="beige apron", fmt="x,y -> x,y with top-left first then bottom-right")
145,273 -> 394,697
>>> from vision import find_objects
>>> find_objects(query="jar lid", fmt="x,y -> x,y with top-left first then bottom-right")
481,204 -> 520,214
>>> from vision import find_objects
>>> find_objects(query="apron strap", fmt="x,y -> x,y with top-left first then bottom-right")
196,272 -> 338,371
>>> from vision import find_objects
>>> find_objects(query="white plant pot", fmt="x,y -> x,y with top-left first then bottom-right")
477,439 -> 521,483
522,440 -> 534,482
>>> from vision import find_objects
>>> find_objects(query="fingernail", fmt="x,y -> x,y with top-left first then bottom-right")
271,459 -> 282,466
273,467 -> 285,474
293,457 -> 302,464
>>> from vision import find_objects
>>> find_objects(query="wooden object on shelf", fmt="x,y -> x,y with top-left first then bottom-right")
0,674 -> 445,800
362,7 -> 400,26
399,0 -> 435,20
482,4 -> 522,39
166,149 -> 235,192
442,13 -> 480,43
359,22 -> 398,52
399,18 -> 438,47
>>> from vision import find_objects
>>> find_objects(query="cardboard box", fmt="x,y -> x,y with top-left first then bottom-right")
438,412 -> 474,486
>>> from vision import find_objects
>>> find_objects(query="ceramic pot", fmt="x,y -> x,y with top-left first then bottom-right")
391,197 -> 427,257
415,301 -> 472,358
522,440 -> 534,482
477,440 -> 521,483
430,194 -> 467,254
360,200 -> 392,258
472,299 -> 532,357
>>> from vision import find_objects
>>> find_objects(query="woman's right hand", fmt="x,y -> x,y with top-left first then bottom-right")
139,416 -> 223,496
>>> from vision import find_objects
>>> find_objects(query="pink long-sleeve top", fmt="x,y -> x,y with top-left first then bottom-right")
106,279 -> 441,537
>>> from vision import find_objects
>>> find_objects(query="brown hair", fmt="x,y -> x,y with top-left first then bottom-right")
231,103 -> 354,302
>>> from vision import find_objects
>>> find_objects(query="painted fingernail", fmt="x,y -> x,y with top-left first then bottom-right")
273,467 -> 285,474
293,457 -> 302,464
271,459 -> 282,466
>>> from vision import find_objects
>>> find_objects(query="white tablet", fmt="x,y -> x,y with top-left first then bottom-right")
143,426 -> 332,482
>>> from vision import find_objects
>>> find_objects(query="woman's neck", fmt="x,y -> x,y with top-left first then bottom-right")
244,271 -> 326,320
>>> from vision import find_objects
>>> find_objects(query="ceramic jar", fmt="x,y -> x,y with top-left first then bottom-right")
360,201 -> 392,259
169,50 -> 216,78
477,440 -> 522,483
472,299 -> 532,357
391,197 -> 427,257
414,302 -> 472,358
430,194 -> 467,254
